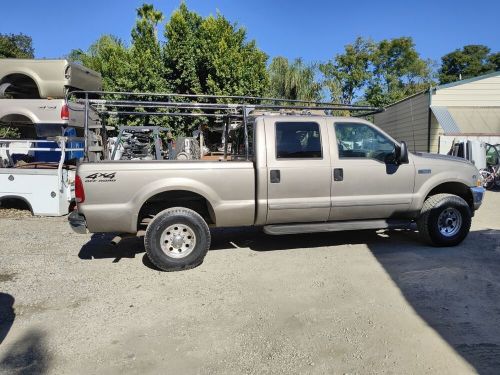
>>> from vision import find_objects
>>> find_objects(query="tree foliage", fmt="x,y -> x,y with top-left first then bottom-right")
0,33 -> 34,59
320,37 -> 433,108
267,57 -> 321,101
439,45 -> 500,84
69,35 -> 131,91
320,37 -> 374,104
69,3 -> 268,134
365,37 -> 433,107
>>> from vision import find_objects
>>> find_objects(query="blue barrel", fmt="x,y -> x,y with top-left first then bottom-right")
64,128 -> 84,160
34,141 -> 60,162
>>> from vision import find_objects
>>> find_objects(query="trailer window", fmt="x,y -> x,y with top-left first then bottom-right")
275,122 -> 322,159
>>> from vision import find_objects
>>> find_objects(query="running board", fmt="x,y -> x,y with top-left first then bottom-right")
263,219 -> 412,235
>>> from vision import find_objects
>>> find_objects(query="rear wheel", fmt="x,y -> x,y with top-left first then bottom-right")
417,193 -> 471,246
144,207 -> 211,271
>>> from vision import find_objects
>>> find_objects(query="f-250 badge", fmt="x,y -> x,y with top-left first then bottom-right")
84,172 -> 117,183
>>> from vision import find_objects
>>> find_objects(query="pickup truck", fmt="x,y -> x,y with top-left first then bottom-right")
69,115 -> 485,271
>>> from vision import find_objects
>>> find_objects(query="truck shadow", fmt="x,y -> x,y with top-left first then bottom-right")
78,233 -> 144,262
368,228 -> 500,375
0,293 -> 15,345
213,227 -> 500,375
0,328 -> 51,374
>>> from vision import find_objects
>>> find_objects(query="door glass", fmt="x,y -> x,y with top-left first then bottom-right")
275,122 -> 322,159
335,123 -> 396,162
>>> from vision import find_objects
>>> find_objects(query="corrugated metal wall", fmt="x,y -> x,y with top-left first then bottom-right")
373,92 -> 430,152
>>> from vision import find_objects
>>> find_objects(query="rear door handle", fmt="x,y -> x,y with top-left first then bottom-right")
270,170 -> 280,183
333,168 -> 343,181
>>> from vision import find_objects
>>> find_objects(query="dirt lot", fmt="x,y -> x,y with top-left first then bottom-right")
1,193 -> 499,375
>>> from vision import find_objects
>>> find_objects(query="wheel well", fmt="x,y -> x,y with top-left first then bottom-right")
426,182 -> 473,211
0,114 -> 36,138
137,190 -> 215,231
0,196 -> 33,214
0,73 -> 40,99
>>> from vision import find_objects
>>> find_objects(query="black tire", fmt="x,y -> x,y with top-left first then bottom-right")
144,207 -> 211,271
417,193 -> 471,247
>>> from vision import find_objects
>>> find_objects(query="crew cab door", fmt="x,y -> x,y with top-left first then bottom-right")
327,120 -> 415,220
265,118 -> 331,224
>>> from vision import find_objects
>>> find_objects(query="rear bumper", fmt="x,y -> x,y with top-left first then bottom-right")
68,210 -> 88,234
470,186 -> 486,211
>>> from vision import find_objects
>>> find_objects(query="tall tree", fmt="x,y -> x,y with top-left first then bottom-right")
198,13 -> 268,98
163,3 -> 203,95
439,45 -> 500,84
129,4 -> 168,94
0,33 -> 34,59
267,57 -> 321,101
365,37 -> 433,107
320,37 -> 374,104
69,2 -> 269,134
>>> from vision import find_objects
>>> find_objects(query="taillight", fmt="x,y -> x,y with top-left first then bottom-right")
61,104 -> 69,120
75,175 -> 85,203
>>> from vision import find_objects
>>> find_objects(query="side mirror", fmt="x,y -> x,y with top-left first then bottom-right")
397,141 -> 409,164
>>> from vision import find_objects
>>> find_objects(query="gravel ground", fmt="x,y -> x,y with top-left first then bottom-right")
0,192 -> 499,374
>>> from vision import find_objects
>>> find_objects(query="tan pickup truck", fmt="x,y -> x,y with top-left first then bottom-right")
69,114 -> 485,271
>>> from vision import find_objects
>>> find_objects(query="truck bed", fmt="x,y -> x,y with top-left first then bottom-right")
77,160 -> 256,233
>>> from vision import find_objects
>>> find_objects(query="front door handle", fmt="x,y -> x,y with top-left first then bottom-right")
270,170 -> 280,183
333,168 -> 343,181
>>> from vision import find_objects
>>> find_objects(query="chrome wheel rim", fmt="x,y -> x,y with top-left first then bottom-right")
160,223 -> 197,258
438,207 -> 462,237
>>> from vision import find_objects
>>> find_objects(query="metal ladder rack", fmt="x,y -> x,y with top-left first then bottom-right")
66,91 -> 383,162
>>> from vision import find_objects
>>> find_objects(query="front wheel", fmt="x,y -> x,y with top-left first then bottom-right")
144,207 -> 211,271
417,193 -> 471,246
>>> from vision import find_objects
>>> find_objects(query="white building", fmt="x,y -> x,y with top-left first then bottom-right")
374,71 -> 500,154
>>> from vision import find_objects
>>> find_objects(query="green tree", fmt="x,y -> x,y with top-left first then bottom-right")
0,33 -> 34,59
365,37 -> 433,107
320,37 -> 374,104
162,5 -> 268,134
69,35 -> 131,91
198,13 -> 268,98
69,3 -> 269,134
163,3 -> 203,95
439,45 -> 500,84
128,3 -> 168,94
488,52 -> 500,71
267,57 -> 321,101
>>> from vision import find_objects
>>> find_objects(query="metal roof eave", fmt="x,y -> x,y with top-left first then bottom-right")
433,70 -> 500,91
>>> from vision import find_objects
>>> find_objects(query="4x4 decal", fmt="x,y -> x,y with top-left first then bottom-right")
84,172 -> 117,182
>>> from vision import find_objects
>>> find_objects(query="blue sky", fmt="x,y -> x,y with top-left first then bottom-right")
2,0 -> 500,65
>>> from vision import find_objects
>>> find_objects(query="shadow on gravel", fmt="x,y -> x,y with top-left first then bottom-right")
0,293 -> 15,345
78,233 -> 144,263
211,226 -> 500,374
369,228 -> 500,375
75,223 -> 500,373
0,329 -> 51,374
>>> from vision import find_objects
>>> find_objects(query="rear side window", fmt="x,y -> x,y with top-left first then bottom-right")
275,122 -> 322,159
